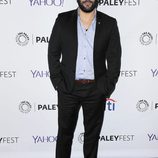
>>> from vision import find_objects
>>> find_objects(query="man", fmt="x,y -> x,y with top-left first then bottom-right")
48,0 -> 121,158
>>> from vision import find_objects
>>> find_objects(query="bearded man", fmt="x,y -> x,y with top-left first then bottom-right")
48,0 -> 122,158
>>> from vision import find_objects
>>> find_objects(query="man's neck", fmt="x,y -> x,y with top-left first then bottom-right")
78,8 -> 96,23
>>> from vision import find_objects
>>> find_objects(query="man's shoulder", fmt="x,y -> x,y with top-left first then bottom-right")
56,9 -> 117,25
97,11 -> 117,23
58,9 -> 77,18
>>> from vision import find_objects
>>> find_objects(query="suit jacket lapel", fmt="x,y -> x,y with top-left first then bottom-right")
71,9 -> 78,69
94,11 -> 102,59
94,11 -> 101,56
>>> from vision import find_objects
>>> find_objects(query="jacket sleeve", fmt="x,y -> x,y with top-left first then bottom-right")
106,19 -> 122,98
48,14 -> 63,90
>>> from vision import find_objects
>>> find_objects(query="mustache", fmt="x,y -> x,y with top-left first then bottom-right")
82,0 -> 93,4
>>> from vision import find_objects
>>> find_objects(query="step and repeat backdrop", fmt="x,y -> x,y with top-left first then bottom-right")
0,0 -> 158,158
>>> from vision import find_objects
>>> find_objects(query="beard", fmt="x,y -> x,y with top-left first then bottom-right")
77,0 -> 98,13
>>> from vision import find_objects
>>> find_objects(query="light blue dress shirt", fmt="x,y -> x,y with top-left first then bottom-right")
75,11 -> 96,80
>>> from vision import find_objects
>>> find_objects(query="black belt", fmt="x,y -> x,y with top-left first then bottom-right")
75,79 -> 95,84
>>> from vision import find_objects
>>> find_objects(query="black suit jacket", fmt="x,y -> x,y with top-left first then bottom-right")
48,9 -> 121,98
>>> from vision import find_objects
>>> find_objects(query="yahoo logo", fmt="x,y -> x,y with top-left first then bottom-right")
32,136 -> 57,144
147,134 -> 158,141
151,69 -> 158,77
29,0 -> 64,6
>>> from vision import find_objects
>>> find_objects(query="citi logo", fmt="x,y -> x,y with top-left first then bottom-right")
105,98 -> 117,111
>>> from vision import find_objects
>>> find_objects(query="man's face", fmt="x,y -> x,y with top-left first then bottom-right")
77,0 -> 98,13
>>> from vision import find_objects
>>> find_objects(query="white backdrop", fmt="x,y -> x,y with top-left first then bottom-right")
0,0 -> 158,158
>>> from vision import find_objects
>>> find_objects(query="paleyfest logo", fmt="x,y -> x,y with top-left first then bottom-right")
78,133 -> 134,144
78,133 -> 84,144
16,32 -> 29,46
0,0 -> 11,5
98,0 -> 140,6
29,0 -> 64,6
0,137 -> 19,144
16,32 -> 49,46
19,101 -> 32,113
140,32 -> 158,46
136,100 -> 158,112
136,100 -> 149,112
19,101 -> 57,113
140,32 -> 153,45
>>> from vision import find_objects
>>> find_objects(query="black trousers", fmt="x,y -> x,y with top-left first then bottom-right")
56,82 -> 105,158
